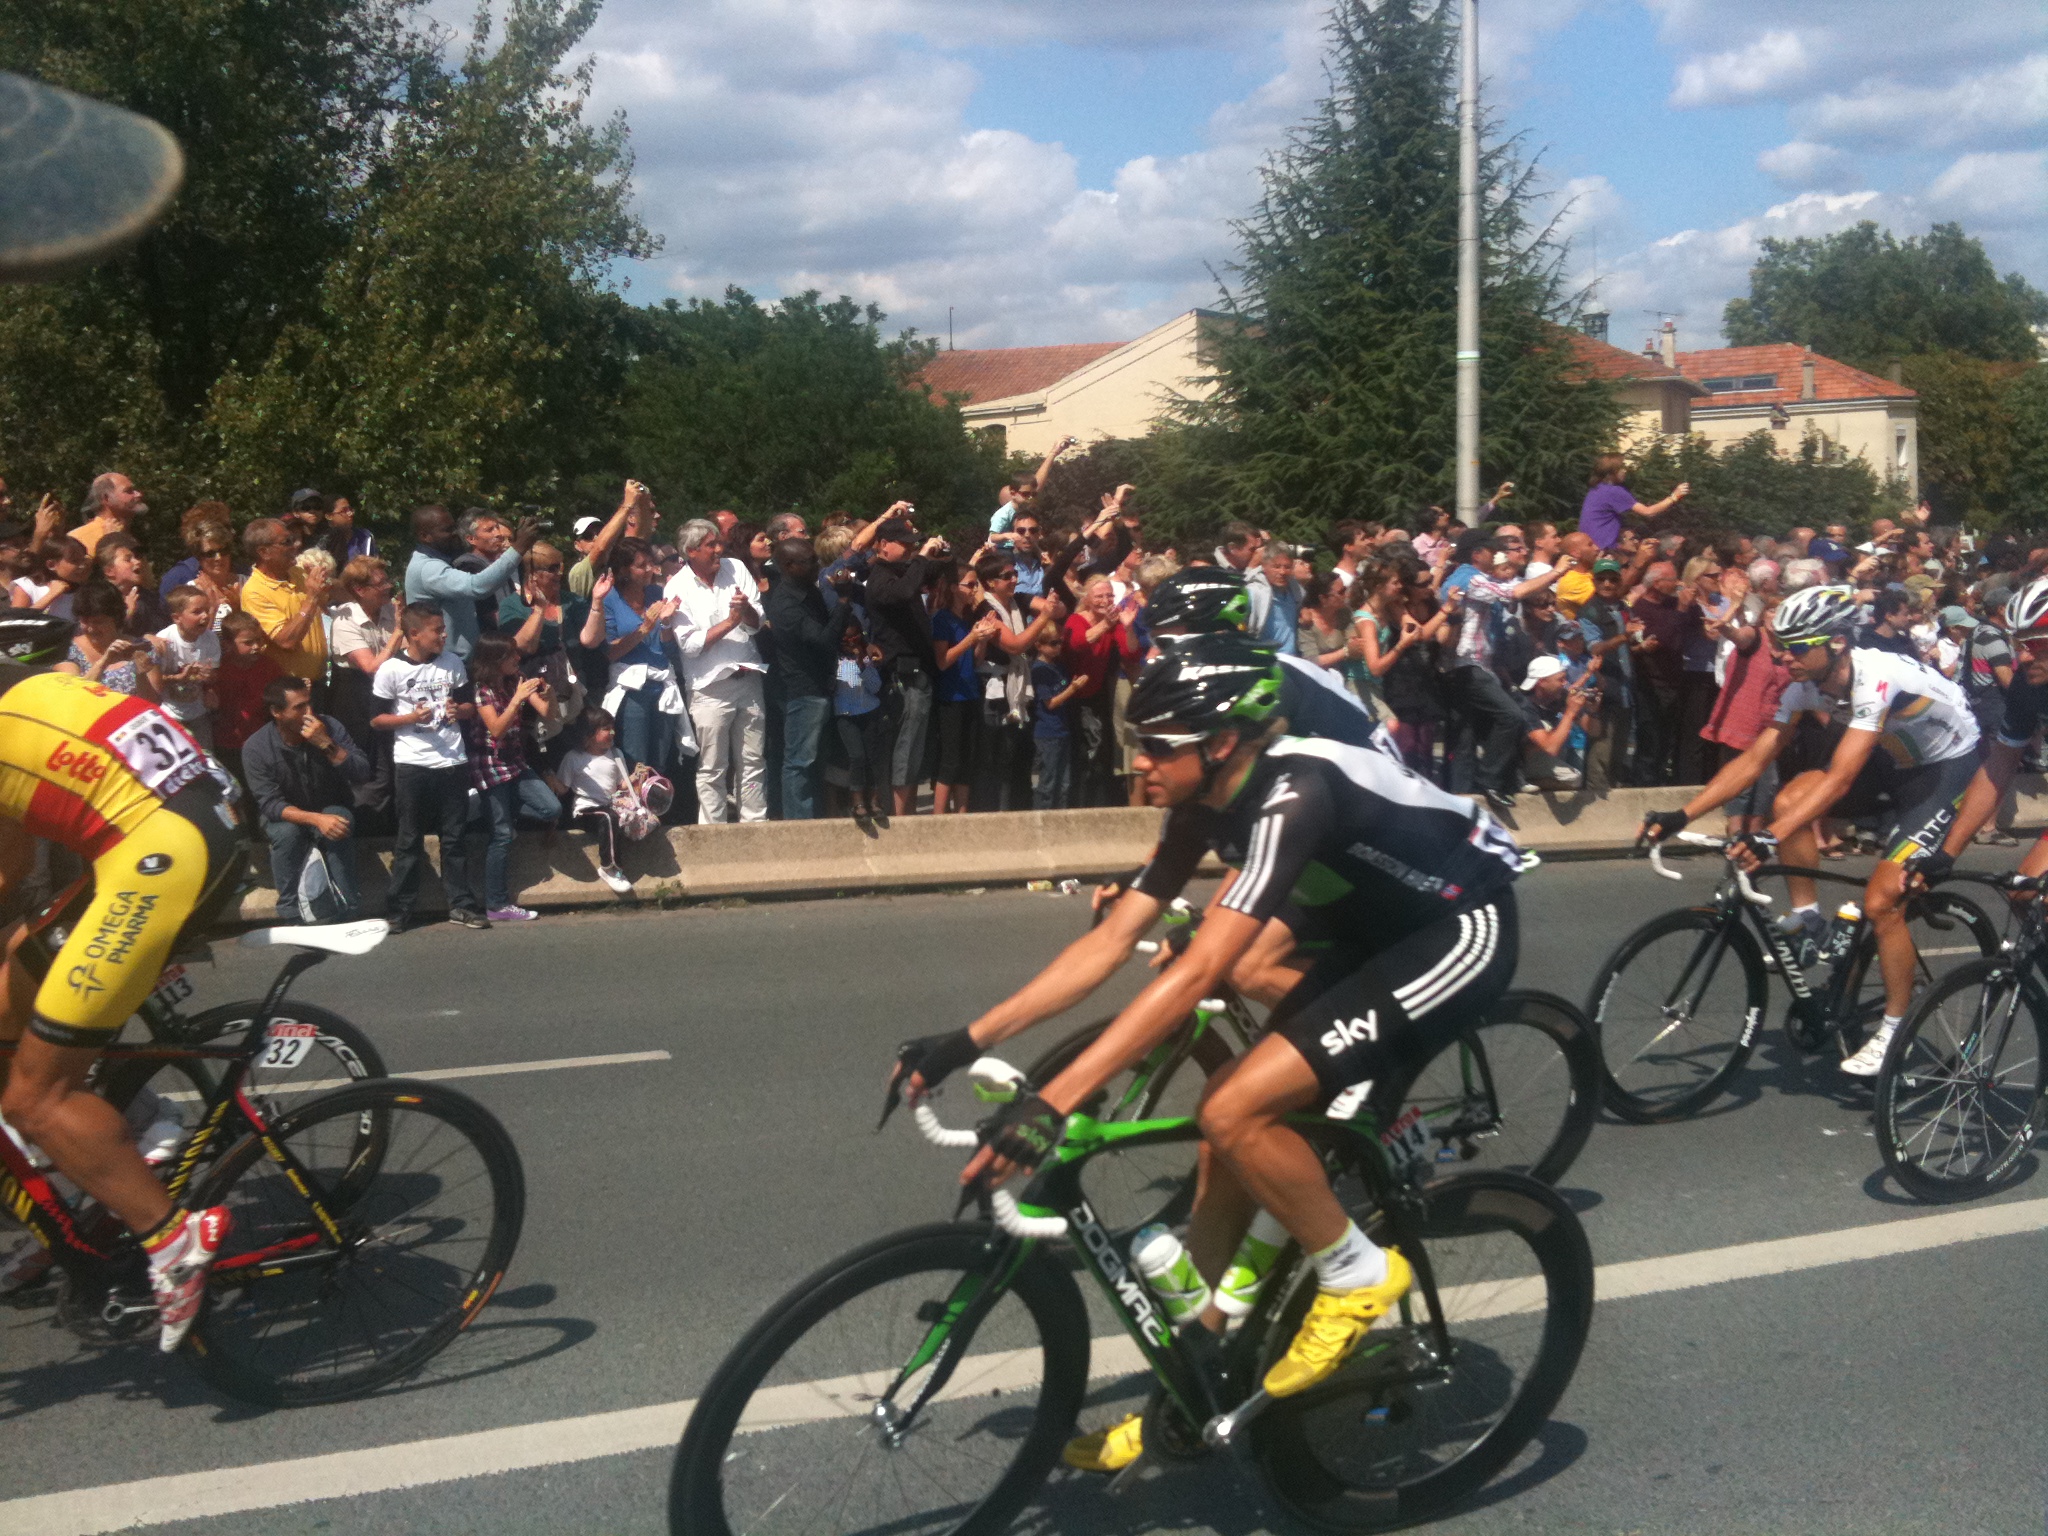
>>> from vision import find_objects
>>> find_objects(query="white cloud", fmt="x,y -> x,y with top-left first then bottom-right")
1670,29 -> 1810,108
1927,150 -> 2048,225
1756,140 -> 1855,190
1804,52 -> 2048,150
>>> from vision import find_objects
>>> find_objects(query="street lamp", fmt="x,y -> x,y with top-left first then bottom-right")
1455,0 -> 1481,525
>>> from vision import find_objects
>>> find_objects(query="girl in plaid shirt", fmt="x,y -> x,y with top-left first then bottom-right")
468,635 -> 563,922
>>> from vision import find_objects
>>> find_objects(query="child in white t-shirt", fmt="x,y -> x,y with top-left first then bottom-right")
559,706 -> 634,895
152,584 -> 222,748
370,603 -> 485,929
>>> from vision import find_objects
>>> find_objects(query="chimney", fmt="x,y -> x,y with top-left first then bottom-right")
1801,345 -> 1816,402
1659,319 -> 1678,370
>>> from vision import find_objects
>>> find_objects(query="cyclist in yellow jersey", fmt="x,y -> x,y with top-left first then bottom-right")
0,614 -> 248,1350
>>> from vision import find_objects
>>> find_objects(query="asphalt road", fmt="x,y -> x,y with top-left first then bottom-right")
4,850 -> 2047,1535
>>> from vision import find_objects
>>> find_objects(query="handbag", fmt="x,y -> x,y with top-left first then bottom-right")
610,763 -> 674,842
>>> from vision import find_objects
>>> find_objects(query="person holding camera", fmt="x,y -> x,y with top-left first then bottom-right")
865,513 -> 951,818
1516,656 -> 1593,790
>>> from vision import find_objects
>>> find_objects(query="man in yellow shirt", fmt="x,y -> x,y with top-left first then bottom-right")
239,516 -> 330,699
67,471 -> 148,558
1553,531 -> 1597,619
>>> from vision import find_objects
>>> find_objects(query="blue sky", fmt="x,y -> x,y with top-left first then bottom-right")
570,0 -> 2048,352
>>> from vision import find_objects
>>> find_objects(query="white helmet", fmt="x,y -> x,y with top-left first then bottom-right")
1770,584 -> 1860,647
2005,577 -> 2048,641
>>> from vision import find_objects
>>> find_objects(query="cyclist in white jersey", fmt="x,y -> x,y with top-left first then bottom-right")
1639,586 -> 1980,1074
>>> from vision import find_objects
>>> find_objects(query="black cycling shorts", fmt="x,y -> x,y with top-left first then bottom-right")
1268,890 -> 1519,1117
1824,750 -> 1979,865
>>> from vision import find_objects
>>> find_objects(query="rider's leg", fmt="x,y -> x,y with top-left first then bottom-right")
1865,858 -> 1916,1020
0,1034 -> 171,1234
1197,1033 -> 1352,1249
1228,917 -> 1309,1008
1775,770 -> 1829,911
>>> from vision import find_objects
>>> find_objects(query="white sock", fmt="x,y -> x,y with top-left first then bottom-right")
1880,1014 -> 1902,1033
1309,1220 -> 1388,1292
1792,903 -> 1819,917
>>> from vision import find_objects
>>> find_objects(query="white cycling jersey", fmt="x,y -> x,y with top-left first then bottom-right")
1774,646 -> 1978,767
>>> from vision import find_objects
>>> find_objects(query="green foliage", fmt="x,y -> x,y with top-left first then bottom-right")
1623,429 -> 1905,542
209,0 -> 654,516
614,289 -> 1003,530
1723,222 -> 2048,366
1167,0 -> 1620,540
1897,352 -> 2022,521
0,0 -> 431,513
2010,367 -> 2048,519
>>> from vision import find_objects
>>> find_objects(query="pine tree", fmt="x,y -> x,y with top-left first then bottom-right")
1167,0 -> 1617,538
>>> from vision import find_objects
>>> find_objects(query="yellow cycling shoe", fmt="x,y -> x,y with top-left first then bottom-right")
1264,1247 -> 1414,1398
1062,1412 -> 1143,1472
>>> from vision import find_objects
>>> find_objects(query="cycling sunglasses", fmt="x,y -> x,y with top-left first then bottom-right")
1136,732 -> 1210,757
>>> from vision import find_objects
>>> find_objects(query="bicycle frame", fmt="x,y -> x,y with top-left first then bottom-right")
0,946 -> 359,1299
883,1105 -> 1448,1441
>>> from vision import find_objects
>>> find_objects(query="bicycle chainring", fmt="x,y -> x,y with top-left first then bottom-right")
1142,1383 -> 1211,1462
1782,996 -> 1833,1053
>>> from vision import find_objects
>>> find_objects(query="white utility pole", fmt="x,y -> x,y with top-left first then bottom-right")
1455,0 -> 1482,525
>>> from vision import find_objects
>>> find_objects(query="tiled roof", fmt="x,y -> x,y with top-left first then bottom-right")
912,342 -> 1127,406
1675,343 -> 1916,406
1559,329 -> 1702,390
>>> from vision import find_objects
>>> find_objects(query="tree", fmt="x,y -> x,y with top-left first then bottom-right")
0,0 -> 432,507
1723,222 -> 2048,366
1166,0 -> 1620,539
613,289 -> 1002,529
208,0 -> 654,514
2010,366 -> 2048,519
1626,429 -> 1905,542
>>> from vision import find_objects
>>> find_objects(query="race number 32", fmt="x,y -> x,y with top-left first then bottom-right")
261,1021 -> 319,1071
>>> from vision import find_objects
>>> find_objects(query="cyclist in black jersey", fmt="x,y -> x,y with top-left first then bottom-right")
891,633 -> 1523,1471
1920,576 -> 2048,890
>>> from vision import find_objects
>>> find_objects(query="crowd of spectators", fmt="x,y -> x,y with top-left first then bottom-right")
0,451 -> 2022,928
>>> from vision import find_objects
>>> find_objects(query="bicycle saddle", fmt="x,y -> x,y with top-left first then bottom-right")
239,919 -> 390,956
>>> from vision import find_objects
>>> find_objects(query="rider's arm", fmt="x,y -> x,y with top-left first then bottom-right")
1767,725 -> 1880,844
960,883 -> 1164,1052
1038,898 -> 1265,1114
1672,720 -> 1787,825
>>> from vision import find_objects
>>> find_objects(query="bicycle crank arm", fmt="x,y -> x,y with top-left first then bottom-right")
1203,1387 -> 1273,1449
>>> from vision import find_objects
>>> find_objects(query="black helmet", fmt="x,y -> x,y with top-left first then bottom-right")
1127,631 -> 1285,746
1145,566 -> 1251,635
0,612 -> 76,667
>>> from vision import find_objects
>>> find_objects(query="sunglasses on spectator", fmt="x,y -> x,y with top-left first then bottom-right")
530,560 -> 564,572
199,548 -> 231,559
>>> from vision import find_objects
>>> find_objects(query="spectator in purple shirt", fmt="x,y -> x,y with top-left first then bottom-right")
1579,454 -> 1689,552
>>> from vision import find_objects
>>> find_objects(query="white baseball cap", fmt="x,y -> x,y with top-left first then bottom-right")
573,516 -> 602,538
1520,655 -> 1568,690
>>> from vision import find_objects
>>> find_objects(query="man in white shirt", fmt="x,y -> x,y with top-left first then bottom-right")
667,518 -> 769,822
370,603 -> 487,931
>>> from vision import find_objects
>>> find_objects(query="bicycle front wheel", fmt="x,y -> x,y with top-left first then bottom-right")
1588,908 -> 1765,1123
670,1224 -> 1089,1536
1399,991 -> 1599,1185
185,1079 -> 525,1406
1252,1170 -> 1594,1532
1027,1012 -> 1235,1236
1875,957 -> 2048,1202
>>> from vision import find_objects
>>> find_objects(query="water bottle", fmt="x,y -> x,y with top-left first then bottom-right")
1819,902 -> 1863,965
1214,1210 -> 1290,1318
1131,1224 -> 1211,1325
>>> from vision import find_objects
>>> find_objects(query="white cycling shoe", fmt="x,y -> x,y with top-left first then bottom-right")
1840,1021 -> 1899,1077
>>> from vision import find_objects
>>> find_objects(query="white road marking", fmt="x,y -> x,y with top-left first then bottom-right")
152,1050 -> 672,1103
8,1196 -> 2048,1535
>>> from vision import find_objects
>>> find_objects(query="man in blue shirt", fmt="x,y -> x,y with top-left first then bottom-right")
1002,512 -> 1051,599
1246,542 -> 1304,653
404,505 -> 536,659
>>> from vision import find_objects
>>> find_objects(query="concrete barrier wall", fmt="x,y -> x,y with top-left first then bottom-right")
235,775 -> 2048,921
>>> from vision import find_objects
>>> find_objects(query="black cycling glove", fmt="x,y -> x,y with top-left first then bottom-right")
1731,831 -> 1779,864
979,1092 -> 1066,1173
1906,848 -> 1955,888
879,1028 -> 982,1128
1640,808 -> 1689,845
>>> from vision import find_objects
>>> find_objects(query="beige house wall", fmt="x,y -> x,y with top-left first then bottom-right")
959,310 -> 1218,456
1613,379 -> 1695,453
1688,400 -> 1918,498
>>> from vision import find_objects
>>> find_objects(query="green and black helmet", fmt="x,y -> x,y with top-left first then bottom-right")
1145,566 -> 1251,635
1127,630 -> 1285,747
0,612 -> 78,667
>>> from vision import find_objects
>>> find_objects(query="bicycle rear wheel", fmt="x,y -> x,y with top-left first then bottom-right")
1397,991 -> 1599,1185
1026,1012 -> 1234,1236
1252,1170 -> 1594,1532
670,1224 -> 1089,1536
1588,908 -> 1765,1123
1875,957 -> 2048,1202
185,1079 -> 524,1406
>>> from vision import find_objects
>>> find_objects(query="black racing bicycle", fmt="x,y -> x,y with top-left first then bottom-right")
0,917 -> 524,1406
670,1057 -> 1594,1535
1874,870 -> 2046,1202
1023,904 -> 1601,1238
1587,833 -> 2000,1123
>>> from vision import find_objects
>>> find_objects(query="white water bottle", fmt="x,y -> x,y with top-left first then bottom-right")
1131,1224 -> 1211,1326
